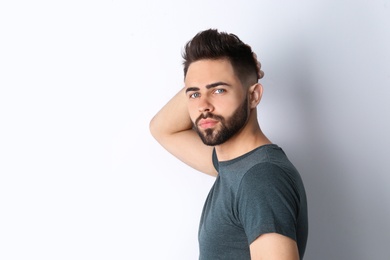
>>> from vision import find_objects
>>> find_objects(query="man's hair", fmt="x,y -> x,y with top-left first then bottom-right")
182,29 -> 264,87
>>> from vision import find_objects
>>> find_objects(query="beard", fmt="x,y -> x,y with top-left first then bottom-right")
194,97 -> 249,146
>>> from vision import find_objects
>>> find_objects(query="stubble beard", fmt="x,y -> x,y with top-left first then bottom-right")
194,97 -> 249,146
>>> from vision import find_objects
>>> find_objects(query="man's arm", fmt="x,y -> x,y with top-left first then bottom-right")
149,87 -> 217,176
250,233 -> 299,260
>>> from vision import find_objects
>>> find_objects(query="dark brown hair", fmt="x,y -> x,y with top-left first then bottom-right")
182,29 -> 264,87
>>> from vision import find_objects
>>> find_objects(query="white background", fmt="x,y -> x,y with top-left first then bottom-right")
1,0 -> 389,259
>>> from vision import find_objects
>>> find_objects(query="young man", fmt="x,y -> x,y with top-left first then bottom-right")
149,29 -> 308,259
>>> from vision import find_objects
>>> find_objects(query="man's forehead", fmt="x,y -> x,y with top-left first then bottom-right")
185,59 -> 237,85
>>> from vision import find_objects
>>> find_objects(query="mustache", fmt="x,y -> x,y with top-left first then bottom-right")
195,112 -> 223,125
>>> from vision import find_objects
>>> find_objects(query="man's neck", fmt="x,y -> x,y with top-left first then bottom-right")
214,121 -> 272,162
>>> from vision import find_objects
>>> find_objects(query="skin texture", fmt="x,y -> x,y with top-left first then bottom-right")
149,58 -> 299,259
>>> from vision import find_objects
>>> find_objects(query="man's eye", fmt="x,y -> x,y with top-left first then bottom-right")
215,89 -> 225,94
190,93 -> 200,98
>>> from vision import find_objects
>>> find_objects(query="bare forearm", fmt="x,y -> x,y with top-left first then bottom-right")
150,87 -> 193,140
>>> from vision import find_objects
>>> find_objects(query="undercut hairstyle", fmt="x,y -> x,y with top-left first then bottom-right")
182,29 -> 264,87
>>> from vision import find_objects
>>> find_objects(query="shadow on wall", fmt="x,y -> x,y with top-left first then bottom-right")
293,57 -> 390,259
268,45 -> 369,259
293,85 -> 363,260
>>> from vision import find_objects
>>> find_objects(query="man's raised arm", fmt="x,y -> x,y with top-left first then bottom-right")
149,87 -> 217,176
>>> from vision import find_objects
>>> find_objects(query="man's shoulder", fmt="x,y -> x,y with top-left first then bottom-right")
240,145 -> 301,190
242,144 -> 291,169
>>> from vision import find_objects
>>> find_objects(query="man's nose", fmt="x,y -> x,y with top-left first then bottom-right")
198,97 -> 214,113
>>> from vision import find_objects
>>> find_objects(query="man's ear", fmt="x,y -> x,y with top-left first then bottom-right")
249,83 -> 263,108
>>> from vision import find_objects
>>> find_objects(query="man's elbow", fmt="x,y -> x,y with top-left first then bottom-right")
149,116 -> 160,140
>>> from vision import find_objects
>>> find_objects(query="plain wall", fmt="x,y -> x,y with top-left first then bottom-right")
1,0 -> 389,259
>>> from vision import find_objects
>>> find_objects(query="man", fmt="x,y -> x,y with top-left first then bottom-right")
149,29 -> 308,259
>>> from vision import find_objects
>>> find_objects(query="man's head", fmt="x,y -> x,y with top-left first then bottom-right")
183,30 -> 264,146
183,28 -> 264,88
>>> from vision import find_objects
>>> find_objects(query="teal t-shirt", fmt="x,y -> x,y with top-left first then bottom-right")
198,144 -> 308,259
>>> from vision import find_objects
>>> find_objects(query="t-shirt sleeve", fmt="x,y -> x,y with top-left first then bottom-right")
237,162 -> 300,245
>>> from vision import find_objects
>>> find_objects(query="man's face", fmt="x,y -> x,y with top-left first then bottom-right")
184,59 -> 249,146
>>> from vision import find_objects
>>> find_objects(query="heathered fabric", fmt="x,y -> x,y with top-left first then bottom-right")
198,144 -> 308,260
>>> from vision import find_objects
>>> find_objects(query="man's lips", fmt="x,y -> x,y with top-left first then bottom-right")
198,118 -> 219,129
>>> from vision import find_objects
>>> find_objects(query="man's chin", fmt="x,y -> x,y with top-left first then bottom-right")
196,127 -> 224,146
198,133 -> 216,146
200,134 -> 225,146
201,139 -> 218,146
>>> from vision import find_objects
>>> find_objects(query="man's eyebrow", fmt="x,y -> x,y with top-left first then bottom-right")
185,82 -> 231,93
206,82 -> 231,89
185,87 -> 200,93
